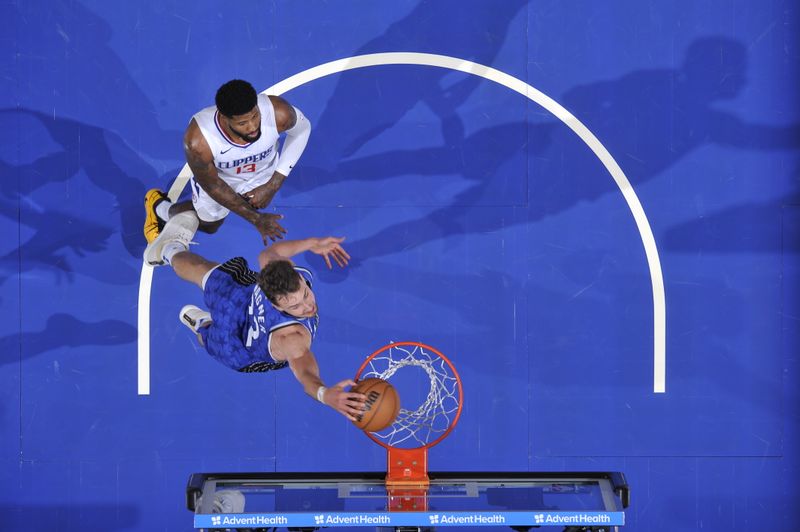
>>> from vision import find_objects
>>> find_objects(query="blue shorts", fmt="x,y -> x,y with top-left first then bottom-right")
198,257 -> 288,373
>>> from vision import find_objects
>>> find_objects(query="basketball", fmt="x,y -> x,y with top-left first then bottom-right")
351,378 -> 400,432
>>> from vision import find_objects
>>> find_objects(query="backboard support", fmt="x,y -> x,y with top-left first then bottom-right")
187,471 -> 629,530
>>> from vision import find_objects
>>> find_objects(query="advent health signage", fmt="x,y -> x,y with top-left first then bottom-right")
195,511 -> 625,528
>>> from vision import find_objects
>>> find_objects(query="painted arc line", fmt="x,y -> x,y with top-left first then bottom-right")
137,164 -> 194,395
137,263 -> 153,394
137,51 -> 666,395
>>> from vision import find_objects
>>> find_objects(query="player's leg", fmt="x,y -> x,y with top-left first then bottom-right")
170,251 -> 219,289
173,252 -> 227,348
172,200 -> 226,234
189,179 -> 231,234
194,257 -> 261,369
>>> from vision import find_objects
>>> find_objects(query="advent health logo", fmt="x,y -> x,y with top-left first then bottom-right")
427,513 -> 506,525
534,512 -> 615,526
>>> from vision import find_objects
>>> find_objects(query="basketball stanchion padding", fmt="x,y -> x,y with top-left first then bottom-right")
351,378 -> 401,432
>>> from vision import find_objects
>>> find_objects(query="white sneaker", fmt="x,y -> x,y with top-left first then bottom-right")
179,305 -> 212,344
143,211 -> 199,266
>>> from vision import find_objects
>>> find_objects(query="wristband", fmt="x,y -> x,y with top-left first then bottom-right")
316,386 -> 327,403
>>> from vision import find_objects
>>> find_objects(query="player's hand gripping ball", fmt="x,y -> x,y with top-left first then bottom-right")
351,378 -> 400,432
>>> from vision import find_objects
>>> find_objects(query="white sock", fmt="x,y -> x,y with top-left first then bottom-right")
155,200 -> 172,221
162,241 -> 188,264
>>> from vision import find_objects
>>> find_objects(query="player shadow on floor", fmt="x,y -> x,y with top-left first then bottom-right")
7,0 -> 184,161
293,0 -> 530,174
551,36 -> 800,256
306,35 -> 799,267
0,314 -> 137,366
306,120 -> 553,281
285,119 -> 551,204
0,108 -> 178,264
661,180 -> 800,253
0,199 -> 127,287
5,0 -> 190,266
531,36 -> 798,221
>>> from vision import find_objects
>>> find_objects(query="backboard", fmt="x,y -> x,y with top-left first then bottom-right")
187,471 -> 629,530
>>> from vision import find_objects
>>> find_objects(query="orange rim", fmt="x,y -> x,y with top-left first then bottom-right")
354,341 -> 463,450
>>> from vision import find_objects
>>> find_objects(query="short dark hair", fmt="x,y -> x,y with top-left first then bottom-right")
258,260 -> 302,305
215,79 -> 258,117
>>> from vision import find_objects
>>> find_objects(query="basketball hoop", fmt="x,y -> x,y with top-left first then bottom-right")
355,341 -> 463,498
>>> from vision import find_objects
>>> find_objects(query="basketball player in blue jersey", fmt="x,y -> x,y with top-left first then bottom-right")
143,79 -> 311,257
144,211 -> 366,420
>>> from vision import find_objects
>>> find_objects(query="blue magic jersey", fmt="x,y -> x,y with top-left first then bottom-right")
192,93 -> 281,192
199,257 -> 319,372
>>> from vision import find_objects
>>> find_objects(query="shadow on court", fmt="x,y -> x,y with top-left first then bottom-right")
306,120 -> 552,274
556,36 -> 799,255
559,37 -> 798,176
0,200 -> 120,287
662,186 -> 800,253
0,109 -> 184,268
0,314 -> 136,366
287,119 -> 551,200
304,36 -> 799,265
530,36 -> 798,225
289,0 -> 530,176
7,0 -> 183,160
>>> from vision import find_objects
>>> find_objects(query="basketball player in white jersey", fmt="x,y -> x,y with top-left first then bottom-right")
143,80 -> 311,259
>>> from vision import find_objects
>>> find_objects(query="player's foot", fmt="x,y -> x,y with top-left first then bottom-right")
179,304 -> 212,345
143,211 -> 199,266
144,188 -> 168,243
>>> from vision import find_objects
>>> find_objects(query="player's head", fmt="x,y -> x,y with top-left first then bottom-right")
215,79 -> 261,142
258,260 -> 318,318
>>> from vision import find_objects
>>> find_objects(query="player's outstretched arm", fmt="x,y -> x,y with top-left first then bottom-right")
258,237 -> 350,270
184,119 -> 286,242
271,326 -> 365,420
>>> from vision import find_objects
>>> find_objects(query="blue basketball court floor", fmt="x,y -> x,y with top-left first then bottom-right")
2,1 -> 798,530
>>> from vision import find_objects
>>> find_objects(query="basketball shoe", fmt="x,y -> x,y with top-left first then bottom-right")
143,188 -> 168,243
179,304 -> 212,345
143,211 -> 198,266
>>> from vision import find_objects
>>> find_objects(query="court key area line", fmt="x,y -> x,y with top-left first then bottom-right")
137,52 -> 667,395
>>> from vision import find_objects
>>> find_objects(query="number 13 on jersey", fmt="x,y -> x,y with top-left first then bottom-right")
236,163 -> 257,174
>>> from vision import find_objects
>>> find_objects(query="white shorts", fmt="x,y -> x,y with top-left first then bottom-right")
190,176 -> 270,223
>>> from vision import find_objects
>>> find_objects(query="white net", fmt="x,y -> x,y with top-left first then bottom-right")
359,342 -> 461,448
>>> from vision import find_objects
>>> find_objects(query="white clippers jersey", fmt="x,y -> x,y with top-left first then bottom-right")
192,93 -> 281,192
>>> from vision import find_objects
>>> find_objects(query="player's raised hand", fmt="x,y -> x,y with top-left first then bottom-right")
309,236 -> 350,269
324,379 -> 367,421
253,212 -> 287,243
